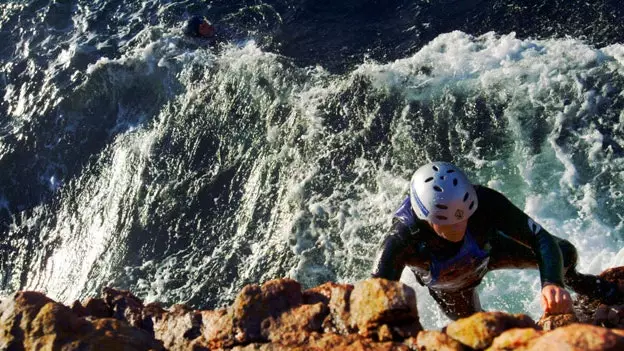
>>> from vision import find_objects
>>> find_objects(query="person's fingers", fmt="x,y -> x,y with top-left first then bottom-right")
541,293 -> 550,313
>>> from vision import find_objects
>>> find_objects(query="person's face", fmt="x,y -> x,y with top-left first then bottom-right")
198,22 -> 215,37
430,219 -> 469,242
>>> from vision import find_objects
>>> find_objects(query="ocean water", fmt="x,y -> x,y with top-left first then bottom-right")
1,0 -> 624,329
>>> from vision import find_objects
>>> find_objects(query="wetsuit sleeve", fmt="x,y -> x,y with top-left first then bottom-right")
371,219 -> 415,281
483,187 -> 565,287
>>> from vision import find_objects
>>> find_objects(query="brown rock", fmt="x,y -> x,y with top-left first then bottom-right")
528,323 -> 624,351
0,291 -> 56,349
77,318 -> 165,350
231,278 -> 303,344
323,282 -> 354,335
0,291 -> 163,351
486,328 -> 544,351
537,312 -> 578,330
303,281 -> 340,305
152,303 -> 202,350
407,330 -> 465,351
261,302 -> 328,344
196,308 -> 234,349
71,300 -> 87,317
445,311 -> 538,350
102,287 -> 146,330
83,298 -> 113,318
349,278 -> 421,338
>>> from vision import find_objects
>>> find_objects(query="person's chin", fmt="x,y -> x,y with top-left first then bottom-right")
442,233 -> 464,242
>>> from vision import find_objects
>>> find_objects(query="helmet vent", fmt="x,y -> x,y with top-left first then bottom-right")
469,201 -> 475,210
440,176 -> 446,180
436,215 -> 448,221
433,185 -> 443,192
435,204 -> 448,209
453,178 -> 458,186
432,165 -> 439,171
425,177 -> 434,183
463,192 -> 469,202
447,169 -> 455,173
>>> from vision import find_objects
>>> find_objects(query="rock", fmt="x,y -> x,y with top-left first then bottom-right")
83,298 -> 113,318
102,287 -> 145,328
231,278 -> 303,344
79,318 -> 165,350
0,291 -> 163,350
528,323 -> 624,350
486,328 -> 544,351
323,282 -> 354,335
575,266 -> 624,323
152,304 -> 202,350
196,308 -> 234,349
0,291 -> 56,349
537,312 -> 578,330
445,311 -> 538,350
593,304 -> 624,328
405,330 -> 465,351
349,278 -> 421,339
261,302 -> 328,344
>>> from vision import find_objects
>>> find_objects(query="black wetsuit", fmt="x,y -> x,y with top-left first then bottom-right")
372,185 -> 619,320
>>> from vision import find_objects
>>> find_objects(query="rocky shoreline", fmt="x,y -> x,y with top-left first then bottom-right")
1,268 -> 624,350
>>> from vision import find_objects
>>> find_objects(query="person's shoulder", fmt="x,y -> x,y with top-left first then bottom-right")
474,184 -> 508,202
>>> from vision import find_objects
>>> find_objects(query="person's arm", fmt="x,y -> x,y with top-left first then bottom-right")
483,186 -> 572,313
371,220 -> 413,280
483,186 -> 564,286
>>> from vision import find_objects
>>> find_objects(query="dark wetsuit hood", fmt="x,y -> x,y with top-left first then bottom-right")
185,15 -> 205,37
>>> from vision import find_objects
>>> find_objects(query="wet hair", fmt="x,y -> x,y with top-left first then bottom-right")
185,15 -> 205,37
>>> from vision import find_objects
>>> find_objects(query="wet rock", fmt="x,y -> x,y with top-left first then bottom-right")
445,311 -> 538,350
349,278 -> 421,339
405,330 -> 465,351
527,323 -> 624,351
575,266 -> 624,323
231,278 -> 303,344
537,312 -> 578,330
486,328 -> 544,351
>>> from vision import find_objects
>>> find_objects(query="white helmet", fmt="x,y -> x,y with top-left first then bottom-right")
410,162 -> 478,225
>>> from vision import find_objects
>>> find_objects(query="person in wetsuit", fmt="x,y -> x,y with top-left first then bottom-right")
185,15 -> 216,39
372,161 -> 622,320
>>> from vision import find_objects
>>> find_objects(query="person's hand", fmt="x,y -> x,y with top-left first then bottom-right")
541,284 -> 573,315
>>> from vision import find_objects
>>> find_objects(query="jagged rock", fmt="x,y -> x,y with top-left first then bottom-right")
231,278 -> 303,344
152,304 -> 202,350
322,282 -> 354,335
0,291 -> 163,350
405,330 -> 465,351
84,298 -> 113,318
261,302 -> 328,344
102,287 -> 145,329
527,323 -> 624,350
486,328 -> 545,351
445,311 -> 538,350
349,278 -> 421,339
76,318 -> 165,350
537,312 -> 578,330
195,308 -> 234,349
574,266 -> 624,324
593,304 -> 624,328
